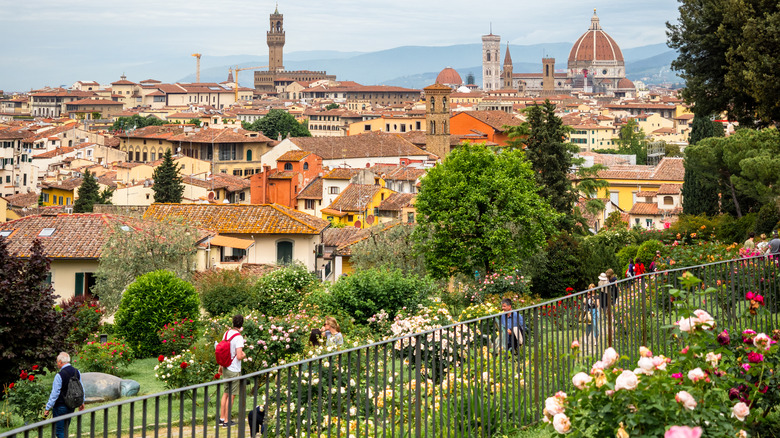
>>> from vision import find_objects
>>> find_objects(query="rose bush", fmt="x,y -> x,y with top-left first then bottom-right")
154,350 -> 219,389
75,335 -> 133,373
4,367 -> 48,423
157,317 -> 199,356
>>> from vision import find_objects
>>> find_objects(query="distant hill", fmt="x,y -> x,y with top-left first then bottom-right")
175,42 -> 679,89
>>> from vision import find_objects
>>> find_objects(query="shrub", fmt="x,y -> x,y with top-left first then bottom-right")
330,268 -> 435,323
155,350 -> 221,390
716,213 -> 756,244
251,264 -> 317,317
196,269 -> 256,317
157,318 -> 199,356
114,270 -> 200,357
75,335 -> 133,374
616,244 -> 639,275
754,201 -> 780,236
635,239 -> 664,267
5,366 -> 49,423
532,232 -> 586,298
60,296 -> 102,349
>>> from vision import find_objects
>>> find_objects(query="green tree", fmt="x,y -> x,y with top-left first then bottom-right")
187,118 -> 202,127
114,270 -> 199,357
412,143 -> 558,279
683,113 -> 723,216
0,239 -> 71,385
152,149 -> 184,203
688,114 -> 724,145
616,119 -> 647,164
325,103 -> 340,110
73,170 -> 99,213
112,114 -> 164,131
244,109 -> 311,139
572,164 -> 610,232
93,219 -> 197,312
350,224 -> 427,277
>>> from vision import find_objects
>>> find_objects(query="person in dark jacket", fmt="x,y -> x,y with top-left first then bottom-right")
44,352 -> 85,438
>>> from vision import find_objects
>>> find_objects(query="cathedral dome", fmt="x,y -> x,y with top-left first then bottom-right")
568,10 -> 624,63
436,67 -> 463,86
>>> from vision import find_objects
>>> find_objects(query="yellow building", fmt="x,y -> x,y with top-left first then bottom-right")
170,127 -> 275,177
595,157 -> 685,212
41,178 -> 82,206
118,125 -> 185,163
347,114 -> 426,136
568,124 -> 619,152
321,183 -> 396,228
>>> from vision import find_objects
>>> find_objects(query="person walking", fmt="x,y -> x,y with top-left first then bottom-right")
766,230 -> 780,256
585,286 -> 599,340
44,352 -> 85,438
626,259 -> 635,277
635,259 -> 646,276
744,232 -> 756,250
219,315 -> 245,428
322,317 -> 344,347
499,299 -> 527,354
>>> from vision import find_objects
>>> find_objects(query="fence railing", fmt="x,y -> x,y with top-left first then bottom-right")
3,255 -> 779,438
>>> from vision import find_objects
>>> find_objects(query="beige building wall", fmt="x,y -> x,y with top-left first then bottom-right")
112,184 -> 155,206
215,233 -> 320,271
347,117 -> 426,136
50,259 -> 100,303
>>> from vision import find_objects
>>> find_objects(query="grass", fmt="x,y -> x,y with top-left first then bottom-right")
508,424 -> 551,437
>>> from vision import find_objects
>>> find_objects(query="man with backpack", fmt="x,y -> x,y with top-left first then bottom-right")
44,352 -> 85,438
217,315 -> 245,428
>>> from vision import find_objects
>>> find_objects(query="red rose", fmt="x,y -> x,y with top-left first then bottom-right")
158,355 -> 165,362
32,365 -> 39,371
28,375 -> 34,382
20,371 -> 28,380
180,362 -> 188,369
214,373 -> 222,380
9,383 -> 14,389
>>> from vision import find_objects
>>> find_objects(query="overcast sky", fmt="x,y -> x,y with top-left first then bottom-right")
1,0 -> 681,91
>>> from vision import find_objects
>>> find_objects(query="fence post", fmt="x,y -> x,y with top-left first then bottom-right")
532,310 -> 540,422
641,276 -> 647,347
238,378 -> 246,438
414,335 -> 422,438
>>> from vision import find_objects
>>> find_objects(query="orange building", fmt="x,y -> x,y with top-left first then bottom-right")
449,110 -> 523,147
249,150 -> 322,207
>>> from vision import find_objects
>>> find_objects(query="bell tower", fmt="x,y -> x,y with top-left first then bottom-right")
502,43 -> 514,89
267,6 -> 285,73
542,58 -> 556,95
482,27 -> 501,91
424,84 -> 452,161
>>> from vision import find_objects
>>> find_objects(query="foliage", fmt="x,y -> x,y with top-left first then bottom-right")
458,301 -> 499,322
682,154 -> 720,216
60,296 -> 102,349
572,165 -> 610,231
350,223 -> 427,277
243,109 -> 311,139
111,115 -> 164,131
578,229 -> 638,283
154,350 -> 220,390
329,268 -> 435,323
324,103 -> 339,110
0,239 -> 71,386
532,232 -> 587,298
4,367 -> 48,423
73,170 -> 112,213
688,114 -> 724,146
412,142 -> 558,278
251,263 -> 317,317
604,211 -> 628,230
616,119 -> 648,165
715,213 -> 757,244
187,118 -> 201,127
636,239 -> 664,266
616,244 -> 639,275
157,318 -> 199,356
75,335 -> 133,373
93,220 -> 197,313
664,142 -> 683,158
195,269 -> 257,317
114,270 -> 200,357
753,201 -> 780,236
151,149 -> 184,203
506,101 -> 578,227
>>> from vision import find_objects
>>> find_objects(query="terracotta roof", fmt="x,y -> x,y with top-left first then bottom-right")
33,147 -> 75,158
239,263 -> 280,277
635,191 -> 656,198
65,98 -> 123,106
629,203 -> 660,215
333,222 -> 404,256
376,193 -> 414,211
297,177 -> 323,200
111,80 -> 137,85
268,171 -> 297,180
370,164 -> 426,181
322,227 -> 369,248
277,150 -> 312,162
169,127 -> 272,143
325,184 -> 381,213
651,158 -> 685,180
42,177 -> 82,191
617,78 -> 635,89
323,168 -> 361,180
568,12 -> 624,63
210,173 -> 250,192
0,214 -> 122,259
657,183 -> 682,195
122,125 -> 184,139
435,68 -> 462,86
597,157 -> 684,181
143,203 -> 329,235
290,131 -> 427,160
4,191 -> 39,208
457,110 -> 523,131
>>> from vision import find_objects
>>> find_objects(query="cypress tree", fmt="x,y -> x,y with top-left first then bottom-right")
73,169 -> 100,213
152,149 -> 184,203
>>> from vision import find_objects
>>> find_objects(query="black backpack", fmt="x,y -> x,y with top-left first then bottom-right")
63,370 -> 84,410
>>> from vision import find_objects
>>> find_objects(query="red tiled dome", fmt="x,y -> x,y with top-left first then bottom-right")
617,78 -> 635,89
568,11 -> 624,63
435,67 -> 462,86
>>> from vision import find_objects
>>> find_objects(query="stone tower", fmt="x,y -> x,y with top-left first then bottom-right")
542,58 -> 555,95
267,6 -> 285,73
482,31 -> 501,91
423,84 -> 452,160
502,44 -> 513,89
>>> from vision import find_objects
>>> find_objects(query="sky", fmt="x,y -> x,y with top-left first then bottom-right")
1,0 -> 681,91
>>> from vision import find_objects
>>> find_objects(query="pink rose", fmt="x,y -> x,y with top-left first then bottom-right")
746,291 -> 755,300
675,391 -> 697,410
664,426 -> 702,438
572,372 -> 592,390
693,309 -> 715,329
637,357 -> 655,374
754,333 -> 771,350
639,346 -> 652,357
687,367 -> 706,382
571,340 -> 580,349
705,352 -> 722,367
552,413 -> 572,434
591,360 -> 606,374
602,347 -> 619,367
731,402 -> 750,421
544,396 -> 564,416
677,317 -> 694,333
747,352 -> 764,363
615,370 -> 639,391
652,355 -> 668,371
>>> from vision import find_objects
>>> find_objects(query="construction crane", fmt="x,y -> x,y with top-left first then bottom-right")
230,65 -> 267,101
192,53 -> 202,83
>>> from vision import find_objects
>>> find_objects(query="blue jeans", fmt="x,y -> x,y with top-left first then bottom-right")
586,309 -> 600,339
53,404 -> 74,438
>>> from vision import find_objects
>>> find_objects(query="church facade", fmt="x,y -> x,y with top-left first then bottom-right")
482,10 -> 635,97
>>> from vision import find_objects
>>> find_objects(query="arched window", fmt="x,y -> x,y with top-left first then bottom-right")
487,53 -> 491,62
664,196 -> 674,205
303,162 -> 309,171
284,162 -> 293,171
546,65 -> 550,76
276,240 -> 293,264
246,149 -> 253,161
431,121 -> 436,135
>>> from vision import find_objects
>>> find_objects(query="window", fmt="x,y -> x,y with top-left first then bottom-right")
39,228 -> 56,237
246,149 -> 252,161
329,186 -> 339,195
609,191 -> 619,206
635,218 -> 640,225
416,121 -> 421,130
347,214 -> 354,222
407,212 -> 415,224
42,193 -> 49,203
364,124 -> 371,131
284,162 -> 293,171
646,219 -> 653,228
0,230 -> 11,238
218,144 -> 237,161
233,169 -> 243,176
305,199 -> 315,210
303,162 -> 309,171
276,241 -> 293,264
664,196 -> 674,205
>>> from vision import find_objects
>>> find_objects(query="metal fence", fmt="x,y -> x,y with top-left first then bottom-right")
3,255 -> 779,438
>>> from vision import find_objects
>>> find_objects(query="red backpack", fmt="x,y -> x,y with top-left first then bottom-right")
215,330 -> 240,367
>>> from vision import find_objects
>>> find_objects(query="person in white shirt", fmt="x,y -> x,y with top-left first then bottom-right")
219,315 -> 245,427
322,317 -> 344,347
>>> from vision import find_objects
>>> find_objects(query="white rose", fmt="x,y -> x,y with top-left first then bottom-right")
572,372 -> 592,390
614,370 -> 638,391
732,402 -> 750,421
637,357 -> 655,375
602,347 -> 619,367
590,360 -> 607,374
687,367 -> 707,382
652,355 -> 668,371
705,352 -> 722,367
544,396 -> 564,416
675,390 -> 697,410
552,413 -> 572,434
693,309 -> 715,329
677,317 -> 694,333
754,333 -> 771,351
